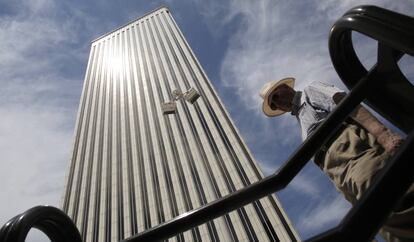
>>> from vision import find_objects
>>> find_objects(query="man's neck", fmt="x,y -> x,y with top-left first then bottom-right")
291,91 -> 302,116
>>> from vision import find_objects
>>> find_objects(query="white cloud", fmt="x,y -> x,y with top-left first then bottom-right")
289,173 -> 322,199
0,0 -> 81,230
0,104 -> 73,224
298,194 -> 350,237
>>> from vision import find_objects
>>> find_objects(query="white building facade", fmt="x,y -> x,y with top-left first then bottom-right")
61,7 -> 300,242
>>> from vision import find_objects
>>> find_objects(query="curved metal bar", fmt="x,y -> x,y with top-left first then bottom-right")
329,5 -> 414,132
343,6 -> 414,40
0,206 -> 82,242
329,5 -> 414,88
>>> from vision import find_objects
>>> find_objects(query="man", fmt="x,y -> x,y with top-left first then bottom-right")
260,77 -> 413,242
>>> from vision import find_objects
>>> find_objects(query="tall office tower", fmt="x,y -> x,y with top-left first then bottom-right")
62,6 -> 299,242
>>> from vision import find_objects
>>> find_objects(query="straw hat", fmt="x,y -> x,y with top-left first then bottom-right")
259,77 -> 295,117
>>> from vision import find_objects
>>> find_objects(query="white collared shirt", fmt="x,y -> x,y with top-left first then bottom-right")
291,81 -> 344,141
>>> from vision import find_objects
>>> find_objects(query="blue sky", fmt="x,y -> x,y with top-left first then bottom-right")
0,0 -> 413,241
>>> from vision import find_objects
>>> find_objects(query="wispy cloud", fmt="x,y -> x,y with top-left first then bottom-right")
297,194 -> 350,238
0,104 -> 73,223
0,0 -> 86,226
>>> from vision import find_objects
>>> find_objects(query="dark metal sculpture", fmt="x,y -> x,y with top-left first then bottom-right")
0,206 -> 82,242
329,5 -> 414,133
1,5 -> 413,242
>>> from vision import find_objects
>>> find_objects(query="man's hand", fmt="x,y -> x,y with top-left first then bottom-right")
377,129 -> 404,155
333,91 -> 404,154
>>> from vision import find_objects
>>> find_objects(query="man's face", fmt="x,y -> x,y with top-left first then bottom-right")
269,84 -> 295,112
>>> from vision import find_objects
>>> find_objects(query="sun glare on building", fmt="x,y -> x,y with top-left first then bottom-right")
108,56 -> 123,73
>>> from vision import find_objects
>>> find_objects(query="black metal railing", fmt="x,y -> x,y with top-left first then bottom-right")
329,5 -> 414,133
1,5 -> 413,242
0,206 -> 82,242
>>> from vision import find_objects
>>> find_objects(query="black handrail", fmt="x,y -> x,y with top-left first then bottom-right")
329,5 -> 414,133
1,5 -> 413,242
0,206 -> 82,242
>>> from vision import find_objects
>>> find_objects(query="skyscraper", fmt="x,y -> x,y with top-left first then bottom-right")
62,6 -> 299,242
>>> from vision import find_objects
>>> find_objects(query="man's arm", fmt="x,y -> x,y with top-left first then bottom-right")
333,92 -> 403,154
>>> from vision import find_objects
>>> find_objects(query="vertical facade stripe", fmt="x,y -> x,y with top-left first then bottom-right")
62,7 -> 300,242
105,35 -> 114,242
92,39 -> 107,242
72,43 -> 100,227
81,42 -> 104,240
115,32 -> 125,241
62,46 -> 95,213
123,28 -> 138,236
110,34 -> 118,242
97,38 -> 110,242
128,25 -> 151,231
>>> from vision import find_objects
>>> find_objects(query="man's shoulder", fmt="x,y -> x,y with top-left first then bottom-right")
304,81 -> 344,95
306,81 -> 337,89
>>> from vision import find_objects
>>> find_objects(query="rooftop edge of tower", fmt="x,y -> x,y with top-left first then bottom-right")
91,6 -> 170,44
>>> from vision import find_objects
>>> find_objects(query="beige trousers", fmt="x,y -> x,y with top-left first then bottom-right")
320,124 -> 414,242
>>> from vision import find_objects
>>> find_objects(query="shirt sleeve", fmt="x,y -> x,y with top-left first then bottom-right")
303,81 -> 344,112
